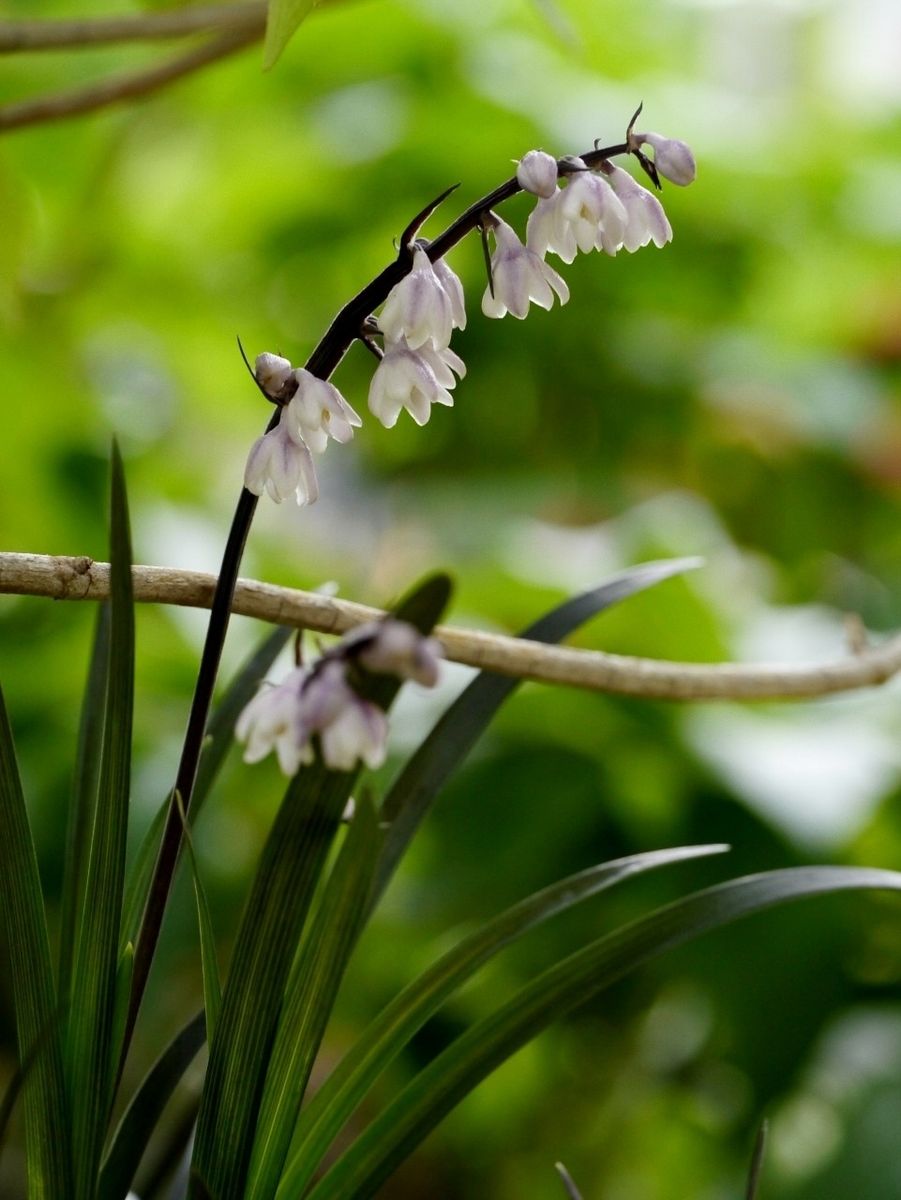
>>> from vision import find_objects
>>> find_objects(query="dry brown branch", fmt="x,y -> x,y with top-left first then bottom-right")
0,22 -> 261,133
0,4 -> 265,52
3,552 -> 900,702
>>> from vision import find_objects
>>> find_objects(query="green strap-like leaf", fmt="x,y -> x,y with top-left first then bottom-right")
59,602 -> 110,1002
277,843 -> 725,1198
263,0 -> 319,69
373,558 -> 701,905
66,441 -> 135,1200
305,865 -> 901,1200
190,575 -> 452,1200
246,796 -> 381,1199
189,752 -> 350,1200
175,791 -> 222,1041
0,687 -> 73,1198
98,1010 -> 206,1200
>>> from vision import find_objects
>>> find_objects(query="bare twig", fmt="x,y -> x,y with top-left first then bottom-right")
0,4 -> 264,52
4,552 -> 901,702
0,23 -> 261,133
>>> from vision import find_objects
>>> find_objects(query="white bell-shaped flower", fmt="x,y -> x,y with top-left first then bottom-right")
606,165 -> 673,251
379,248 -> 458,350
368,335 -> 465,429
527,164 -> 629,261
516,149 -> 559,199
481,216 -> 569,320
243,413 -> 320,505
235,667 -> 313,776
285,368 -> 361,454
432,255 -> 467,332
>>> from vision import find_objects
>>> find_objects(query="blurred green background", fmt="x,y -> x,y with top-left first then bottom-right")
2,0 -> 901,1196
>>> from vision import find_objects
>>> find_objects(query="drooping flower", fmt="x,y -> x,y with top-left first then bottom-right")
379,247 -> 461,350
235,619 -> 442,775
243,413 -> 319,505
236,659 -> 388,774
235,666 -> 312,775
631,131 -> 696,186
432,255 -> 467,332
368,335 -> 465,429
527,165 -> 628,261
346,619 -> 443,687
481,216 -> 569,320
605,164 -> 673,251
285,368 -> 361,454
516,149 -> 559,199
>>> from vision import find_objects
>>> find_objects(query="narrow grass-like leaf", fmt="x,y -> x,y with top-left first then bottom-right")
59,602 -> 110,1002
189,762 -> 373,1199
374,558 -> 701,905
120,625 -> 291,954
66,441 -> 135,1200
247,795 -> 381,1199
190,575 -> 451,1200
0,687 -> 73,1198
263,0 -> 319,69
175,790 -> 222,1041
98,1010 -> 206,1200
278,843 -> 725,1198
306,865 -> 901,1200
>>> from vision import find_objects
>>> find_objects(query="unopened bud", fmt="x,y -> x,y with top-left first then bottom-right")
255,352 -> 295,396
633,132 -> 696,186
516,150 -> 559,199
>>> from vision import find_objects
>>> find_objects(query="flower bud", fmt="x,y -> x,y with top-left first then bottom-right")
633,132 -> 696,186
516,150 -> 559,199
255,352 -> 295,396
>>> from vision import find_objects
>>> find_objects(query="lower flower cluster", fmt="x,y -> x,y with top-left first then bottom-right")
236,619 -> 442,774
242,120 -> 695,506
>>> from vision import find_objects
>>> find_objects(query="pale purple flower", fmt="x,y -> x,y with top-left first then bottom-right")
347,619 -> 443,687
235,666 -> 313,775
432,256 -> 467,332
235,658 -> 389,775
319,688 -> 389,771
528,167 -> 628,261
481,216 -> 569,320
379,248 -> 460,350
516,149 -> 559,199
368,335 -> 465,429
243,413 -> 319,505
632,131 -> 696,186
606,165 -> 673,251
285,368 -> 361,454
